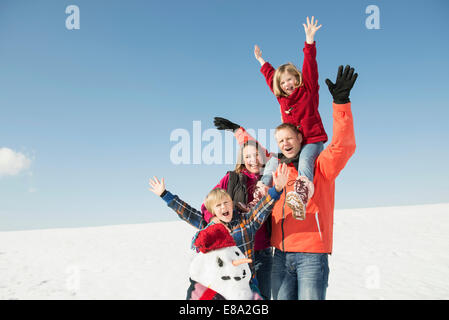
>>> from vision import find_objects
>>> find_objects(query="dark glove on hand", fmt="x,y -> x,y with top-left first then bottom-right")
213,117 -> 240,132
325,65 -> 358,104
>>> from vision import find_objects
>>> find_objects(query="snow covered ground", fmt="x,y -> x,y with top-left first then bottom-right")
1,203 -> 448,300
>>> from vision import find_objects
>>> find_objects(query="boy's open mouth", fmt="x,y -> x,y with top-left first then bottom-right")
222,211 -> 230,217
285,147 -> 293,152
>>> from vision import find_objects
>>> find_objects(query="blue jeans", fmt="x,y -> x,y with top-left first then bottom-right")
254,247 -> 273,300
260,142 -> 324,186
271,249 -> 329,300
298,142 -> 324,182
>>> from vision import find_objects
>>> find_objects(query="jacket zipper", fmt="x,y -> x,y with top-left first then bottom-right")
315,211 -> 323,241
281,186 -> 286,252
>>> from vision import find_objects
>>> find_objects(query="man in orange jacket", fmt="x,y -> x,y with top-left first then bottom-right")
270,65 -> 357,300
214,65 -> 358,300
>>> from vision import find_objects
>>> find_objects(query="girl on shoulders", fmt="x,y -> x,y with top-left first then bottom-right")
252,16 -> 327,220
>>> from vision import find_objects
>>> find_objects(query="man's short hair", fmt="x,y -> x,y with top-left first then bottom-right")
274,123 -> 303,136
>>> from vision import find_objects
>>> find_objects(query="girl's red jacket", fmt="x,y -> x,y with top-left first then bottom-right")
260,41 -> 328,144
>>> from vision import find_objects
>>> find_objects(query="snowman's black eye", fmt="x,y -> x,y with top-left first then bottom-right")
217,257 -> 224,267
235,251 -> 240,256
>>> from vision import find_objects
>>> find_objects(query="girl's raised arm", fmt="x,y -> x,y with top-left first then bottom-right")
301,16 -> 321,92
303,16 -> 322,45
254,45 -> 266,66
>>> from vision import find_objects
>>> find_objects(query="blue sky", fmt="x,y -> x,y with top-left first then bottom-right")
1,0 -> 448,231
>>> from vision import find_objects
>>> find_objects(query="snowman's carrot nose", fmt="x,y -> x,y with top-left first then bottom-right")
232,258 -> 252,266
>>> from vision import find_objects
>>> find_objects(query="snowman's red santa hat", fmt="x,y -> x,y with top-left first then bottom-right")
194,224 -> 236,254
189,223 -> 259,300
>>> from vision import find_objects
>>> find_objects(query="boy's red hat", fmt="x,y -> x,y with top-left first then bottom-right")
194,224 -> 236,254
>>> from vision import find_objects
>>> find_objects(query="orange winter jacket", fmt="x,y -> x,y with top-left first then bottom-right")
235,102 -> 356,253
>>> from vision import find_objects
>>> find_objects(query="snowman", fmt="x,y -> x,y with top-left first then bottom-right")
187,223 -> 262,300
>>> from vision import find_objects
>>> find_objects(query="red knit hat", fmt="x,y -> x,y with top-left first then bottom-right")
194,224 -> 236,254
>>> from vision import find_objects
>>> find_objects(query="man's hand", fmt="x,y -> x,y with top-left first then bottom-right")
303,16 -> 322,44
149,176 -> 166,196
273,163 -> 289,192
325,65 -> 358,104
213,117 -> 240,132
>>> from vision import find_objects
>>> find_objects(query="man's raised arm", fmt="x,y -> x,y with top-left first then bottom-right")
316,65 -> 358,180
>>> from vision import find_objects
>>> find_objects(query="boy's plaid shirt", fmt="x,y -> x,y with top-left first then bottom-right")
161,187 -> 282,276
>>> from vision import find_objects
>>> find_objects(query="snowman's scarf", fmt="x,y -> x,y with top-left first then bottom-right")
186,278 -> 226,300
186,278 -> 262,300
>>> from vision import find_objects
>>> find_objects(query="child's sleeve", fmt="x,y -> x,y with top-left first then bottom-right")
260,62 -> 276,94
200,173 -> 230,223
161,190 -> 208,229
301,41 -> 319,93
242,187 -> 282,233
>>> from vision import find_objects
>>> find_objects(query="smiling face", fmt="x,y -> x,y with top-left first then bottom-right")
280,71 -> 299,96
273,63 -> 303,98
212,195 -> 234,223
275,127 -> 303,159
242,144 -> 263,174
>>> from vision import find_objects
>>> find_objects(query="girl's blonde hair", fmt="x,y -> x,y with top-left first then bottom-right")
273,63 -> 303,97
204,188 -> 232,214
234,140 -> 266,174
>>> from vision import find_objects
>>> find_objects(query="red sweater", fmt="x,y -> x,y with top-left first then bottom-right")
260,41 -> 328,144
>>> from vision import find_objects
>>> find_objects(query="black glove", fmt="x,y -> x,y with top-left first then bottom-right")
325,65 -> 358,104
213,117 -> 240,132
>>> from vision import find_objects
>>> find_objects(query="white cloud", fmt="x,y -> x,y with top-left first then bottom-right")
0,147 -> 32,177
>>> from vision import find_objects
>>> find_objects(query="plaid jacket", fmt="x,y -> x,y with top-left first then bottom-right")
161,187 -> 282,276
